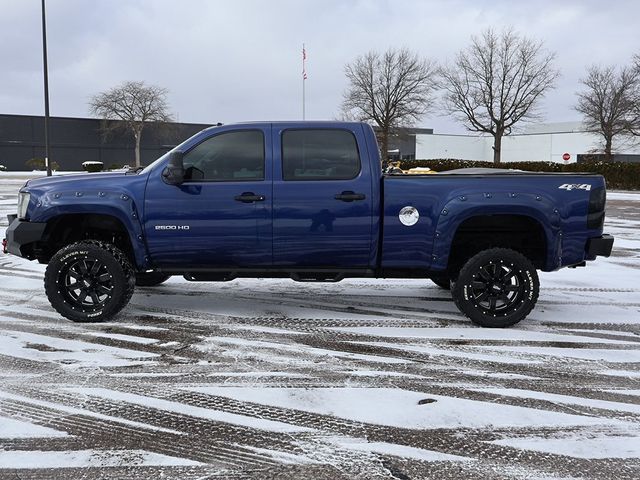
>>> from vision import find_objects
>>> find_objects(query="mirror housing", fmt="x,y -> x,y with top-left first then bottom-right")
162,150 -> 185,185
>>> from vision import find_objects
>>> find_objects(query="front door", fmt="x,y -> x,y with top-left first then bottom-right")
144,127 -> 272,269
272,125 -> 374,268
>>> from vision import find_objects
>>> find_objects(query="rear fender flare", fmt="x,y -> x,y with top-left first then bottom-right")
431,192 -> 561,271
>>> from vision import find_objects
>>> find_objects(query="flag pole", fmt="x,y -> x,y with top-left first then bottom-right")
41,0 -> 52,176
302,43 -> 306,120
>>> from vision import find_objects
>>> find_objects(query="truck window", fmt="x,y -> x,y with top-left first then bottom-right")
282,129 -> 360,181
183,130 -> 265,181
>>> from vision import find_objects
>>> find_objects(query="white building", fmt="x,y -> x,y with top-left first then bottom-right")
415,122 -> 637,163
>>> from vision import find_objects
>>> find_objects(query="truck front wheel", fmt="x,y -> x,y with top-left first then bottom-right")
44,241 -> 135,322
451,248 -> 539,328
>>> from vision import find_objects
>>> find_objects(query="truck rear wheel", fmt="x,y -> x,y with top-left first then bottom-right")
44,241 -> 135,323
135,272 -> 171,287
451,248 -> 539,328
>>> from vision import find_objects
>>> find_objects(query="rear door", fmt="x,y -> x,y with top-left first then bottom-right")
144,126 -> 272,269
272,124 -> 374,268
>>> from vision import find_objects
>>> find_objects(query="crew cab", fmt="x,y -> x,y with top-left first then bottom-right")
4,122 -> 614,327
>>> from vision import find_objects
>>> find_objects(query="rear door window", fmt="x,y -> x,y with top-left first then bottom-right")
281,129 -> 361,181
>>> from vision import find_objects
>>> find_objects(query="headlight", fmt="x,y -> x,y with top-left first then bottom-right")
17,192 -> 30,220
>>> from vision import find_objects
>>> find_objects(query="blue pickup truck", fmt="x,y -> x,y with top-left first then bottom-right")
4,122 -> 613,327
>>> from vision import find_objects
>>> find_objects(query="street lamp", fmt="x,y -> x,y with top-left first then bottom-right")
41,0 -> 52,176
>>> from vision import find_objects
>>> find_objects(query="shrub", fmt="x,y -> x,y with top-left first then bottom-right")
82,161 -> 104,173
26,158 -> 46,170
25,158 -> 60,171
396,159 -> 640,190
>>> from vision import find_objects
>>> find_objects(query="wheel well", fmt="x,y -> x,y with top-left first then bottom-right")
38,214 -> 134,264
447,214 -> 547,276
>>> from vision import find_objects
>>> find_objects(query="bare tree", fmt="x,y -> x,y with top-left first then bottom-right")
630,54 -> 640,138
89,81 -> 172,167
341,48 -> 438,162
441,29 -> 559,164
575,65 -> 640,160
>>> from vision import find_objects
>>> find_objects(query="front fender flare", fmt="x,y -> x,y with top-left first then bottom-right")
31,190 -> 148,269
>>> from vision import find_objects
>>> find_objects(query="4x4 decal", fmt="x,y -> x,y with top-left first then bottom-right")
559,183 -> 591,191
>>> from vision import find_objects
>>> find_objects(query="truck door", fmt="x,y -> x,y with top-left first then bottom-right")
143,127 -> 272,269
272,125 -> 374,268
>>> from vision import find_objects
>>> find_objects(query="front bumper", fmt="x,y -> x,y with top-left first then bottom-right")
586,234 -> 614,258
3,215 -> 47,258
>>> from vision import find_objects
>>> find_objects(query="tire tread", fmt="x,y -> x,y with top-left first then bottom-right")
452,248 -> 539,328
44,240 -> 135,322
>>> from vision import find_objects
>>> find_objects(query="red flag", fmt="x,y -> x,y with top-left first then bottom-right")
302,45 -> 307,80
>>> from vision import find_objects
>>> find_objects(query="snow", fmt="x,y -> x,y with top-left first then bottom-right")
608,191 -> 640,201
472,388 -> 640,415
239,444 -> 320,465
188,387 -> 626,429
600,370 -> 640,378
336,438 -> 472,462
0,390 -> 183,435
0,176 -> 638,476
206,371 -> 310,378
603,389 -> 640,396
481,346 -> 640,363
0,330 -> 159,368
331,326 -> 633,344
491,435 -> 640,459
67,387 -> 313,433
0,416 -> 68,438
0,449 -> 203,468
352,340 -> 540,365
83,331 -> 159,345
198,335 -> 410,364
231,324 -> 307,335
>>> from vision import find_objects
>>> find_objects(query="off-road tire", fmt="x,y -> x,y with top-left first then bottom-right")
135,272 -> 171,287
451,248 -> 539,328
44,241 -> 135,322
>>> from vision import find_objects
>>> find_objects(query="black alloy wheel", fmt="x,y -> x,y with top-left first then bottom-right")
45,241 -> 135,322
452,248 -> 539,328
61,257 -> 113,311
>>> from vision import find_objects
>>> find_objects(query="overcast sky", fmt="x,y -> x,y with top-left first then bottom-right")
1,0 -> 638,133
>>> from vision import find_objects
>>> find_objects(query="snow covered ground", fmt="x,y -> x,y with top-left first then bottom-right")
0,174 -> 638,479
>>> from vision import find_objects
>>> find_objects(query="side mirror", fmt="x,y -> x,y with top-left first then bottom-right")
162,150 -> 185,185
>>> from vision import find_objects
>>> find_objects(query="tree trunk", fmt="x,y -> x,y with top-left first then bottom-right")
604,136 -> 613,162
492,131 -> 503,165
134,131 -> 142,168
380,128 -> 389,165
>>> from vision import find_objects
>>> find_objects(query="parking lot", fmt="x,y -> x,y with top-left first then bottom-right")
0,174 -> 639,479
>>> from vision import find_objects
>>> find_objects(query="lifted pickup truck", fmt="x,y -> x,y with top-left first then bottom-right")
4,122 -> 613,327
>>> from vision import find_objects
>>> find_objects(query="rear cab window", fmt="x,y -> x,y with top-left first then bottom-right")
281,129 -> 361,181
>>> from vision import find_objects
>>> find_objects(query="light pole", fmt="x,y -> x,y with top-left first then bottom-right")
41,0 -> 52,176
